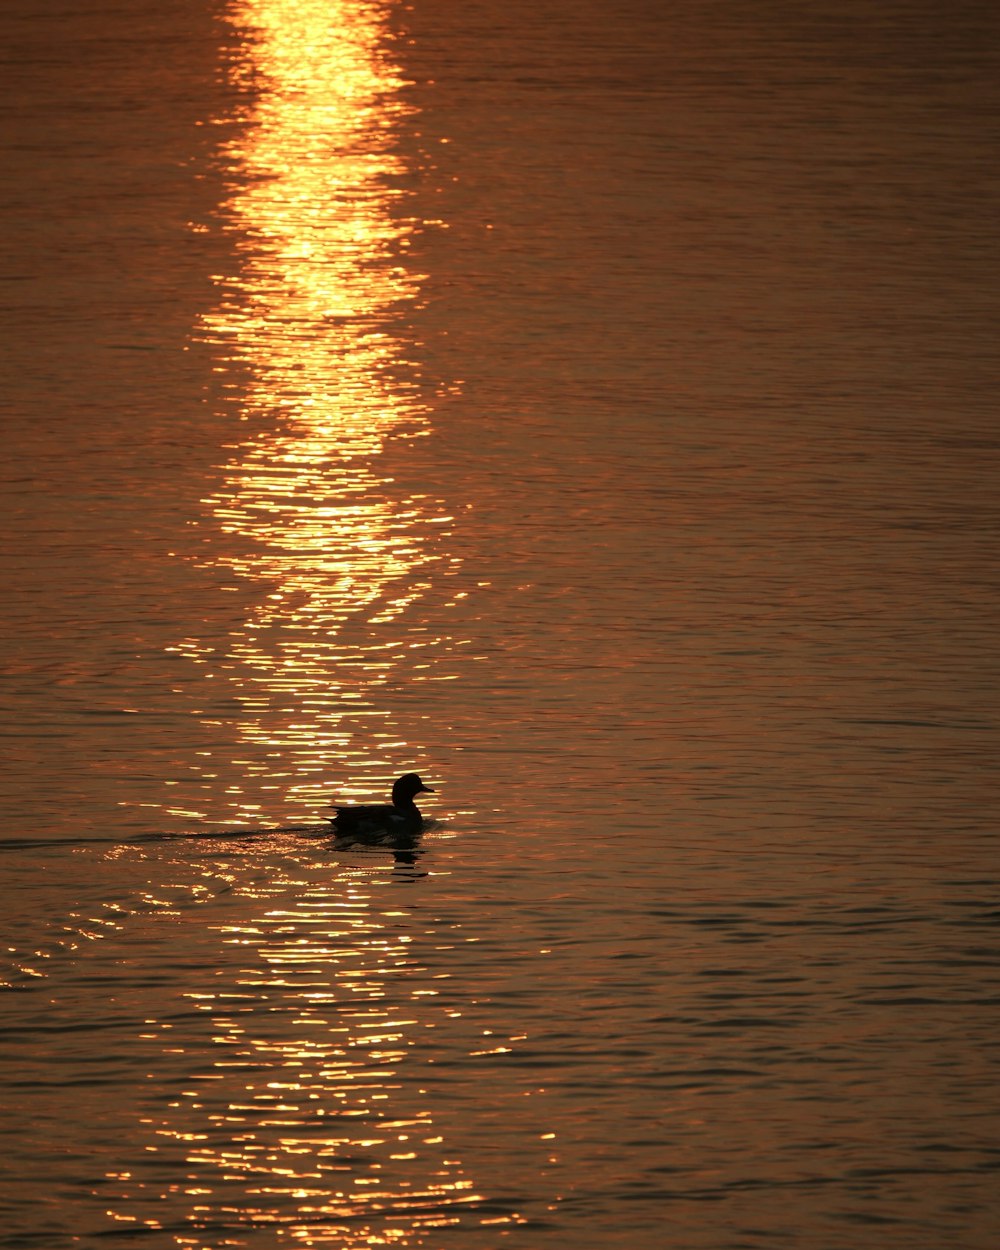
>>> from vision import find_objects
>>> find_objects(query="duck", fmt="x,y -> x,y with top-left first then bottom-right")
329,773 -> 435,838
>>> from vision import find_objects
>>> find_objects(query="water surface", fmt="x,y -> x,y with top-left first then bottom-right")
1,0 -> 998,1246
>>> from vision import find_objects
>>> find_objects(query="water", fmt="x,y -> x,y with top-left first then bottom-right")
1,0 -> 999,1246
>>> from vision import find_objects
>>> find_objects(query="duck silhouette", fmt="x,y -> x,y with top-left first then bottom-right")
329,773 -> 434,839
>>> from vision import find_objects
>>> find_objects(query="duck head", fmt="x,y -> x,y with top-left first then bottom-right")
392,773 -> 434,805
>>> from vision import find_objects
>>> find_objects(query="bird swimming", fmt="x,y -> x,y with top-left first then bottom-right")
329,773 -> 435,838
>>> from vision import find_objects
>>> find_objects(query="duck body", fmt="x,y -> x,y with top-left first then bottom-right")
330,773 -> 434,839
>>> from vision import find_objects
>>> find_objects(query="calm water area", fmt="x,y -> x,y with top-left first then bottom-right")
1,0 -> 999,1246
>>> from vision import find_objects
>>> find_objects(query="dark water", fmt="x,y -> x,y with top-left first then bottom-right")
1,0 -> 999,1246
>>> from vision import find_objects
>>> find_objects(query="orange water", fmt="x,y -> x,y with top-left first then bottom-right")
1,1 -> 998,1246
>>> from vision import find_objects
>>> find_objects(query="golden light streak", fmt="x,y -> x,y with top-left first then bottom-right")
104,12 -> 499,1239
89,2 -> 521,1234
171,0 -> 457,825
109,872 -> 503,1244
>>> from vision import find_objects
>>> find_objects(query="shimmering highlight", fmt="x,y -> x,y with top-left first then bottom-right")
181,0 -> 457,825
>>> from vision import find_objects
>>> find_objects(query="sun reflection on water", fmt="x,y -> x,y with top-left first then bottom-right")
102,863 -> 515,1244
120,2 -> 499,1237
173,0 -> 456,826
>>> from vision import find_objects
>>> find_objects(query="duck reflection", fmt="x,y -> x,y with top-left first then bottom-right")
333,829 -> 427,874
